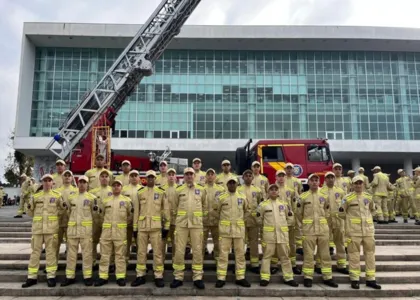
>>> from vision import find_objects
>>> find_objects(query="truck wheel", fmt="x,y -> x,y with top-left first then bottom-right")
235,147 -> 248,174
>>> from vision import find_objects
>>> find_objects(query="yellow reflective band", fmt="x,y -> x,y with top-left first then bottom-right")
138,216 -> 145,221
83,270 -> 92,275
319,218 -> 327,224
203,211 -> 208,216
192,264 -> 203,271
283,272 -> 293,280
303,219 -> 313,224
303,268 -> 314,275
152,216 -> 161,221
236,269 -> 245,275
81,221 -> 92,226
346,238 -> 352,244
115,273 -> 125,279
329,242 -> 336,247
173,264 -> 185,271
290,256 -> 296,263
193,211 -> 203,217
155,266 -> 164,271
271,258 -> 279,263
260,273 -> 270,280
33,216 -> 43,222
251,212 -> 257,217
337,259 -> 347,264
220,220 -> 231,226
136,264 -> 147,270
177,211 -> 187,216
217,270 -> 227,276
67,221 -> 76,226
123,240 -> 127,245
99,273 -> 109,279
66,270 -> 75,275
46,266 -> 57,272
117,223 -> 127,228
350,269 -> 361,275
263,226 -> 275,232
250,257 -> 259,263
281,226 -> 289,232
28,268 -> 38,274
237,220 -> 245,226
261,241 -> 267,247
366,270 -> 375,276
48,216 -> 58,221
366,219 -> 373,224
350,218 -> 361,224
102,223 -> 111,228
133,224 -> 138,229
321,267 -> 332,274
164,222 -> 170,228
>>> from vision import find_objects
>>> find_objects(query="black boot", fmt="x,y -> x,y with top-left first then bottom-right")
131,246 -> 137,253
304,278 -> 312,288
131,276 -> 146,287
14,215 -> 23,218
329,247 -> 334,256
47,278 -> 56,288
415,220 -> 420,226
94,278 -> 108,287
366,280 -> 381,289
149,249 -> 154,254
116,278 -> 126,287
323,279 -> 338,288
315,267 -> 322,274
337,268 -> 349,274
292,266 -> 302,275
215,280 -> 225,288
270,267 -> 279,274
296,248 -> 304,256
351,281 -> 360,289
404,219 -> 408,223
60,278 -> 76,287
155,278 -> 164,288
194,280 -> 205,289
84,278 -> 93,286
235,279 -> 251,287
285,279 -> 299,287
167,246 -> 172,253
22,279 -> 37,288
170,279 -> 183,288
259,280 -> 269,287
249,266 -> 260,274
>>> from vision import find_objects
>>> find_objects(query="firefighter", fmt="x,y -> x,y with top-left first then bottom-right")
238,169 -> 262,273
318,172 -> 348,274
275,170 -> 301,275
52,159 -> 66,189
192,158 -> 206,185
388,181 -> 398,223
203,168 -> 225,259
333,163 -> 349,194
94,180 -> 133,287
131,170 -> 169,288
216,160 -> 235,189
170,167 -> 207,290
413,167 -> 420,225
54,170 -> 78,262
396,169 -> 412,223
161,168 -> 178,255
22,174 -> 65,288
156,161 -> 169,187
358,167 -> 370,190
338,176 -> 381,290
347,170 -> 356,192
0,187 -> 4,208
85,154 -> 113,191
258,184 -> 298,287
61,176 -> 97,287
251,161 -> 269,199
115,160 -> 131,186
284,162 -> 303,255
90,170 -> 113,268
371,166 -> 394,224
122,170 -> 142,260
215,176 -> 251,288
297,173 -> 338,288
14,174 -> 32,218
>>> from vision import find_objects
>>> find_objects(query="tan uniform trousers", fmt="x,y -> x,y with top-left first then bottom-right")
302,235 -> 332,280
414,197 -> 420,221
217,237 -> 246,281
373,196 -> 388,221
347,236 -> 376,282
92,225 -> 102,265
261,243 -> 293,282
126,225 -> 134,262
65,238 -> 93,279
28,234 -> 58,279
136,230 -> 164,279
387,197 -> 396,220
203,226 -> 219,259
316,227 -> 347,269
162,225 -> 176,259
399,195 -> 409,219
288,226 -> 297,267
295,219 -> 303,250
173,227 -> 203,281
56,227 -> 67,261
98,240 -> 126,280
17,197 -> 29,216
245,226 -> 259,268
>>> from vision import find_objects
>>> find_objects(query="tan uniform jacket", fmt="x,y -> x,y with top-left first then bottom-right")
216,172 -> 236,189
155,174 -> 168,187
285,176 -> 303,195
115,173 -> 130,186
360,174 -> 370,190
297,190 -> 330,236
52,172 -> 64,189
99,194 -> 133,240
216,191 -> 248,238
413,177 -> 420,200
174,183 -> 207,229
396,176 -> 412,198
252,174 -> 269,199
334,177 -> 349,194
203,183 -> 225,227
84,168 -> 113,191
194,170 -> 207,185
122,184 -> 142,226
55,185 -> 78,228
320,185 -> 345,229
238,185 -> 262,227
67,191 -> 98,238
161,183 -> 178,226
21,178 -> 32,199
371,172 -> 393,196
276,184 -> 297,212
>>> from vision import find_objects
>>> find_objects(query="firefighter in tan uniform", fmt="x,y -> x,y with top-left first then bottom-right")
61,176 -> 97,287
396,169 -> 412,223
54,170 -> 78,261
216,160 -> 236,189
251,161 -> 269,199
192,158 -> 207,185
94,180 -> 133,287
52,159 -> 66,189
333,163 -> 349,194
358,167 -> 370,190
318,172 -> 348,274
275,170 -> 301,274
387,181 -> 398,223
170,168 -> 207,290
346,170 -> 356,192
122,170 -> 142,260
15,174 -> 32,218
215,176 -> 251,288
371,166 -> 394,223
203,168 -> 225,259
115,160 -> 132,186
156,161 -> 169,187
90,170 -> 113,267
131,170 -> 169,287
339,176 -> 381,290
85,154 -> 113,191
161,168 -> 178,255
297,173 -> 338,288
238,170 -> 262,273
0,187 -> 4,208
257,184 -> 298,287
22,174 -> 65,288
413,167 -> 420,225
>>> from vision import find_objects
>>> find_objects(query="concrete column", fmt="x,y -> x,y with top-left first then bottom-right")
348,54 -> 359,139
351,157 -> 361,172
36,49 -> 48,136
404,157 -> 413,175
247,88 -> 256,138
298,56 -> 307,138
398,54 -> 411,140
146,85 -> 154,138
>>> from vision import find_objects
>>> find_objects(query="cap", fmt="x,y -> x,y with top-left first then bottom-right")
221,160 -> 231,165
347,170 -> 356,175
167,168 -> 177,174
184,167 -> 195,174
414,167 -> 420,172
121,160 -> 131,166
78,175 -> 89,183
96,153 -> 105,159
276,169 -> 286,176
41,174 -> 53,181
129,170 -> 139,176
268,184 -> 279,190
397,169 -> 404,175
359,167 -> 365,172
308,173 -> 320,180
251,161 -> 261,167
112,180 -> 123,186
285,162 -> 294,168
242,169 -> 253,176
206,168 -> 216,174
352,176 -> 364,183
62,170 -> 73,176
192,158 -> 201,163
0,187 -> 3,189
145,170 -> 157,178
100,169 -> 110,176
325,171 -> 335,177
159,161 -> 168,166
371,166 -> 381,171
56,159 -> 66,166
226,176 -> 238,184
333,163 -> 343,168
20,174 -> 27,178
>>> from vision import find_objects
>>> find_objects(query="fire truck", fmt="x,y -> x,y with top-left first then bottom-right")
45,0 -> 333,184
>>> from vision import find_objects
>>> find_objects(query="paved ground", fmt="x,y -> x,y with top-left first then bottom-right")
1,297 -> 420,300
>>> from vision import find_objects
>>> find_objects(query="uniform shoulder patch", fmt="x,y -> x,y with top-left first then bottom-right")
158,186 -> 165,191
176,184 -> 186,192
300,191 -> 310,199
218,192 -> 229,200
33,191 -> 44,198
335,187 -> 345,194
154,186 -> 165,194
90,187 -> 100,193
363,192 -> 373,199
195,183 -> 205,189
86,192 -> 97,200
252,186 -> 262,192
51,190 -> 62,197
260,199 -> 270,207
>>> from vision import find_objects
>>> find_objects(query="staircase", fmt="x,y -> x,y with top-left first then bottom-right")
0,207 -> 420,297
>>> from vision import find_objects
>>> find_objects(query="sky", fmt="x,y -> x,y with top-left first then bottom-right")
1,0 -> 420,179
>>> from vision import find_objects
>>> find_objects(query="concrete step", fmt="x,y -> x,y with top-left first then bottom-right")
375,240 -> 420,246
0,222 -> 32,227
0,227 -> 31,232
374,234 -> 420,240
1,282 -> 419,298
375,229 -> 420,234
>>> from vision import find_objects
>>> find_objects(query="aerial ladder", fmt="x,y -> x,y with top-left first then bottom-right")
46,0 -> 202,163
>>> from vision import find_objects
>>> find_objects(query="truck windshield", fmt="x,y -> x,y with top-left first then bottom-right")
307,145 -> 330,162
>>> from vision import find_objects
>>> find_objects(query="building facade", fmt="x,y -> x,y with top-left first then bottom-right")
14,23 -> 420,178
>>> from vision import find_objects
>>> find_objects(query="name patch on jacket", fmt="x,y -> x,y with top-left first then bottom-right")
50,198 -> 56,203
279,205 -> 285,211
260,180 -> 265,185
238,198 -> 243,205
363,198 -> 369,206
215,191 -> 221,197
108,192 -> 112,196
335,193 -> 340,199
154,193 -> 159,200
252,192 -> 257,198
195,189 -> 200,195
319,197 -> 325,204
119,201 -> 125,207
83,199 -> 90,206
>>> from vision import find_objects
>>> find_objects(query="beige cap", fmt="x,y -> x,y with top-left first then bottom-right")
226,176 -> 238,184
167,168 -> 177,174
397,169 -> 404,175
145,170 -> 157,178
308,173 -> 320,180
20,174 -> 27,178
159,161 -> 168,166
268,184 -> 279,190
96,153 -> 105,159
221,160 -> 231,165
121,160 -> 131,166
100,169 -> 110,176
184,167 -> 195,174
251,161 -> 261,167
129,170 -> 139,176
414,167 -> 420,172
371,166 -> 381,171
62,170 -> 73,176
325,171 -> 335,177
285,162 -> 294,168
78,175 -> 89,183
242,169 -> 253,176
359,167 -> 365,172
352,176 -> 364,183
333,163 -> 342,168
347,170 -> 355,175
41,174 -> 53,181
192,158 -> 201,163
206,168 -> 216,174
56,159 -> 66,166
112,180 -> 123,186
276,169 -> 286,176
